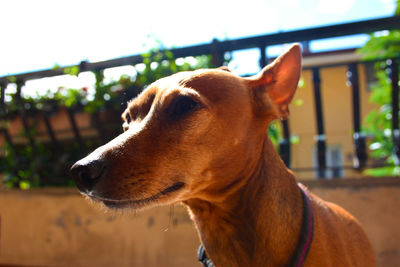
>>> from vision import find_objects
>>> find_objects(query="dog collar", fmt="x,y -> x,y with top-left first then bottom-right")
197,183 -> 314,267
288,183 -> 314,267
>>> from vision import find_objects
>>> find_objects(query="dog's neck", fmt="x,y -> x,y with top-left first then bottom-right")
184,136 -> 303,267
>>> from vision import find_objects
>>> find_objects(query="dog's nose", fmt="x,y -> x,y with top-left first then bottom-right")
70,159 -> 105,192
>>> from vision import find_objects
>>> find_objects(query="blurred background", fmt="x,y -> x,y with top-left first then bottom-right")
0,0 -> 400,266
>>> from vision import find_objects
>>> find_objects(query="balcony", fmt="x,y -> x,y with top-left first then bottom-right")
1,16 -> 400,184
0,16 -> 400,267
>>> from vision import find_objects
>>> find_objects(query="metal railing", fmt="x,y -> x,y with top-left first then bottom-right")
1,16 -> 400,180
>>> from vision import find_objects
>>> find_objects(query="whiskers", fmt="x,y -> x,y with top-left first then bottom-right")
163,204 -> 176,232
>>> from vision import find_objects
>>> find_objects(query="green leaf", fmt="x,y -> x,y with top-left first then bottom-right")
363,166 -> 400,177
19,180 -> 31,190
7,76 -> 17,83
294,99 -> 304,106
290,135 -> 300,145
64,66 -> 80,76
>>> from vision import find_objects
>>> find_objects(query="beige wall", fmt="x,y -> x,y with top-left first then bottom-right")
0,178 -> 399,267
0,190 -> 199,267
289,65 -> 376,179
305,178 -> 400,266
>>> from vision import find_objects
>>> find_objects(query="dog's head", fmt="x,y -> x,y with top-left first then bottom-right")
71,44 -> 301,209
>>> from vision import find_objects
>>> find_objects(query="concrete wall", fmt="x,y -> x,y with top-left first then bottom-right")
0,177 -> 399,267
305,178 -> 400,266
0,190 -> 200,267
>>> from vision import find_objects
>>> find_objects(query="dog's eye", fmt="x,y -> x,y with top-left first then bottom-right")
169,95 -> 201,120
122,113 -> 131,131
126,113 -> 131,124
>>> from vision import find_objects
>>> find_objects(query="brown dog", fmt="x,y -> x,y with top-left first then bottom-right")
71,44 -> 375,266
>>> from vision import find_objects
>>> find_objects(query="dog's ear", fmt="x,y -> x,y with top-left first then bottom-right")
245,44 -> 301,119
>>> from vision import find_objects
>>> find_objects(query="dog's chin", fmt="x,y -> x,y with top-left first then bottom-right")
83,182 -> 186,210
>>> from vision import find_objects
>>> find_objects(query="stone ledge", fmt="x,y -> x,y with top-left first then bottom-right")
1,177 -> 400,195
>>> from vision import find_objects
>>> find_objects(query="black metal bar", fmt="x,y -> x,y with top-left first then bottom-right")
213,16 -> 400,55
15,80 -> 35,147
388,59 -> 400,164
211,39 -> 224,67
66,108 -> 83,147
312,68 -> 327,178
41,111 -> 58,148
279,119 -> 291,168
301,41 -> 310,54
259,46 -> 268,68
0,81 -> 5,105
92,112 -> 107,143
258,45 -> 292,167
0,81 -> 15,150
0,81 -> 7,116
2,16 -> 400,83
347,63 -> 367,170
1,128 -> 14,147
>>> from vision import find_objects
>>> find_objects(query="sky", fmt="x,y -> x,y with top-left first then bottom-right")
0,0 -> 397,96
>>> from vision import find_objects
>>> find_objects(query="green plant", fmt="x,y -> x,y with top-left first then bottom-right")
0,43 -> 286,188
357,3 -> 400,176
362,70 -> 394,159
1,46 -> 229,189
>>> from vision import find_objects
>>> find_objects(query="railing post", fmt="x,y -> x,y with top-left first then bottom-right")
258,45 -> 268,67
211,39 -> 224,67
66,108 -> 83,147
347,63 -> 367,170
42,111 -> 58,149
0,81 -> 14,150
16,80 -> 36,148
279,120 -> 291,168
258,45 -> 291,167
0,81 -> 5,104
312,68 -> 327,178
92,112 -> 107,143
388,59 -> 400,164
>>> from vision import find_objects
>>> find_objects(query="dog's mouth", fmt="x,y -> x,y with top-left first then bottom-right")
84,182 -> 186,209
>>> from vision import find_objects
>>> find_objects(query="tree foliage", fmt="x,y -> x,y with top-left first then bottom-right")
1,43 -> 287,188
357,3 -> 400,175
2,48 -> 222,189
